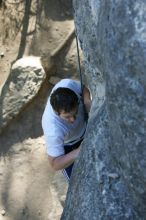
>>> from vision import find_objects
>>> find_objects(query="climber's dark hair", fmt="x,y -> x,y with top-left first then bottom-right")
50,87 -> 79,115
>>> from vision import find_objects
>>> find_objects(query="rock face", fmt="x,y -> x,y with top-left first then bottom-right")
61,0 -> 146,219
0,56 -> 46,132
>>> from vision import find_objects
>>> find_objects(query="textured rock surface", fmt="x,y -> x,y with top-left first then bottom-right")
61,0 -> 146,219
0,56 -> 46,132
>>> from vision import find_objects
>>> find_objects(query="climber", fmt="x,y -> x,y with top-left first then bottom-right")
42,78 -> 91,181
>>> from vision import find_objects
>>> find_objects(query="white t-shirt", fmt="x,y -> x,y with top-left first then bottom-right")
42,79 -> 86,157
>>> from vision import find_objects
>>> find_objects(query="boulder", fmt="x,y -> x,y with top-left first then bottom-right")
61,0 -> 146,219
0,56 -> 46,132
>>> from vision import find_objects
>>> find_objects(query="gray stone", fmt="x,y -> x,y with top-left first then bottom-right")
61,0 -> 146,219
0,52 -> 4,58
49,76 -> 61,85
1,209 -> 6,216
0,56 -> 46,132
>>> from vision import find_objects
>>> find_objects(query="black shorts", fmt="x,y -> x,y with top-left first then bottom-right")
62,139 -> 83,181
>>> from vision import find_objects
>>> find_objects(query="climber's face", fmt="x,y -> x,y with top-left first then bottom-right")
59,106 -> 78,123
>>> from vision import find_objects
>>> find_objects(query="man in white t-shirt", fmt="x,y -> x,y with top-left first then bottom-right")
42,79 -> 91,180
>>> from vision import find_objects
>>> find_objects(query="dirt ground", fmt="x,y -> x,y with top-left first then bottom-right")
0,1 -> 81,219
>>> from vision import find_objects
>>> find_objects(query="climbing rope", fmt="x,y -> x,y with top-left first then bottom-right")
74,26 -> 89,121
72,3 -> 89,121
72,3 -> 84,94
74,28 -> 84,96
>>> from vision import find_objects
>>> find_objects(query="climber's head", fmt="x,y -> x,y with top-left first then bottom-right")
50,87 -> 79,123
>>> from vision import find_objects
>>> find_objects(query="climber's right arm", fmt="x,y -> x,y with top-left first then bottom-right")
48,147 -> 80,171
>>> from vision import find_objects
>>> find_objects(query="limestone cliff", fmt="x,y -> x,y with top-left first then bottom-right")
61,0 -> 146,219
